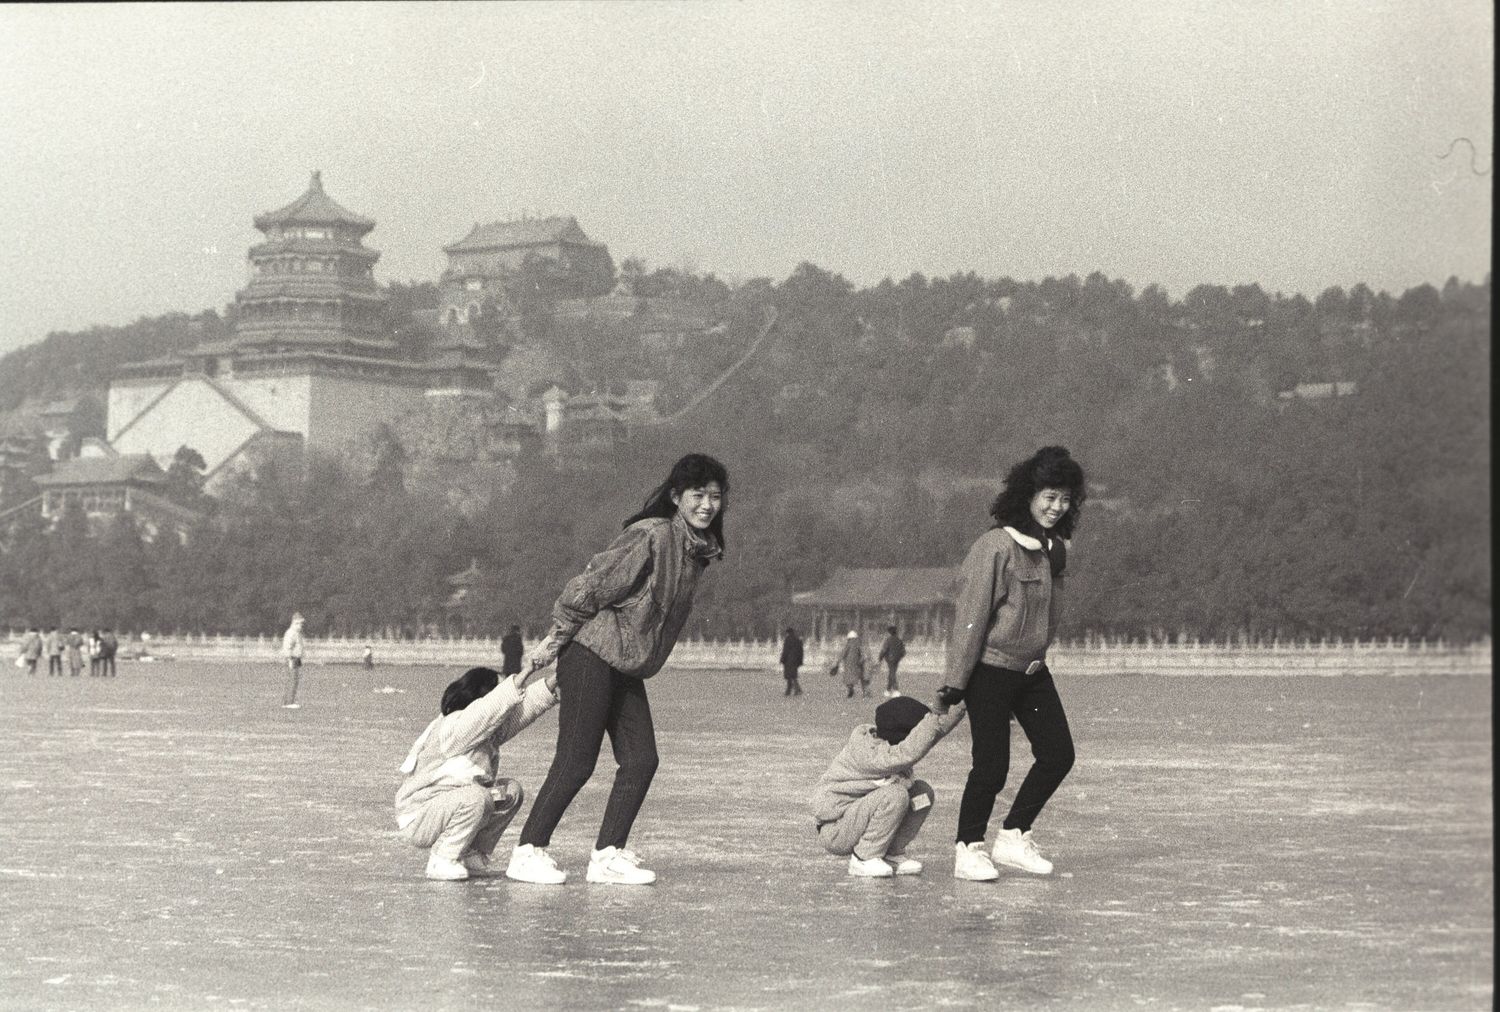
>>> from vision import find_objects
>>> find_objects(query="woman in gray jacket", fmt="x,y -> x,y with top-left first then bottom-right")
939,446 -> 1085,882
505,453 -> 728,887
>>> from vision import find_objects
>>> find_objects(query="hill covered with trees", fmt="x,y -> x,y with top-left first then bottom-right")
0,266 -> 1489,642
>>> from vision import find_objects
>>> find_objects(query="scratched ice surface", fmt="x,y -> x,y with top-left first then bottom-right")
0,663 -> 1490,1011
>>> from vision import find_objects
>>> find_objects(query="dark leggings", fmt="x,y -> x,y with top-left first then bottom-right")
955,662 -> 1075,843
518,643 -> 659,851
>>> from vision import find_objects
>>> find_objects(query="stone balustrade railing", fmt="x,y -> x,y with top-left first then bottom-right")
7,633 -> 1489,676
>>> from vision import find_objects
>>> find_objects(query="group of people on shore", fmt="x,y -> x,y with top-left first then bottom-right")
14,626 -> 119,677
394,445 -> 1086,888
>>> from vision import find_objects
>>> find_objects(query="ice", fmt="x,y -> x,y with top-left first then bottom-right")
0,662 -> 1490,1010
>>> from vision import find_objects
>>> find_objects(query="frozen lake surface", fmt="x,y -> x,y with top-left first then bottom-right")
0,661 -> 1491,1011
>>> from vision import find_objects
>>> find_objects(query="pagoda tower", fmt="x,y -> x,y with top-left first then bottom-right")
233,170 -> 391,353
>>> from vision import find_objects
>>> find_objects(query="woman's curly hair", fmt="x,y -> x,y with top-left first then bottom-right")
988,446 -> 1087,540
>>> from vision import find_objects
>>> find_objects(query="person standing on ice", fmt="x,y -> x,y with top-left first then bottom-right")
505,453 -> 728,887
281,612 -> 306,709
877,625 -> 906,697
779,626 -> 804,696
940,446 -> 1083,882
395,665 -> 559,880
828,629 -> 867,698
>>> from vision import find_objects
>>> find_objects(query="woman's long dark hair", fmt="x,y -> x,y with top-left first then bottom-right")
989,445 -> 1087,540
441,666 -> 500,715
624,453 -> 730,549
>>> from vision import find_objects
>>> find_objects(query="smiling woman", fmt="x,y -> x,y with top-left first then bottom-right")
503,453 -> 730,888
939,446 -> 1088,882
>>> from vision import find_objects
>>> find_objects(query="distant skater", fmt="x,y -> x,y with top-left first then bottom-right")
362,645 -> 375,670
829,629 -> 867,698
500,625 -> 525,678
19,627 -> 42,675
88,630 -> 103,677
44,627 -> 62,676
506,453 -> 728,887
281,612 -> 306,708
64,628 -> 83,677
940,446 -> 1084,882
780,627 -> 804,696
395,665 -> 559,881
877,626 -> 906,698
99,628 -> 118,677
811,694 -> 966,877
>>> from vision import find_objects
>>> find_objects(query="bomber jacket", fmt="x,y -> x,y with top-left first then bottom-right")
393,674 -> 558,826
944,526 -> 1068,691
809,705 -> 967,825
531,513 -> 721,679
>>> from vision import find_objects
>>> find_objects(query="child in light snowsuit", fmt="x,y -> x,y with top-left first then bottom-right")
395,665 -> 559,881
810,694 -> 966,877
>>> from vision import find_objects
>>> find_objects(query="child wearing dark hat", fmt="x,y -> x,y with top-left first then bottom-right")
394,665 -> 559,880
809,694 -> 966,877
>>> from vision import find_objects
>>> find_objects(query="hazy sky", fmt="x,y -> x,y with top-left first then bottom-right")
0,2 -> 1491,355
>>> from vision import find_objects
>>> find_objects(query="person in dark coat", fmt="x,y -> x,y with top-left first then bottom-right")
877,626 -> 906,698
779,627 -> 804,696
500,626 -> 525,677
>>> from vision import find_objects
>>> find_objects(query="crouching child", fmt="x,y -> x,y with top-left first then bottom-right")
395,665 -> 559,881
810,694 -> 966,877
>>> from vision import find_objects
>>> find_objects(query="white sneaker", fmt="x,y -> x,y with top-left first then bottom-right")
847,854 -> 894,878
587,846 -> 657,885
425,853 -> 469,881
505,843 -> 567,884
953,841 -> 999,881
886,853 -> 923,876
462,852 -> 496,877
992,828 -> 1053,875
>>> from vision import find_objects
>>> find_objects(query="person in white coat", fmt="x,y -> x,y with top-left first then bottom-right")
281,612 -> 306,709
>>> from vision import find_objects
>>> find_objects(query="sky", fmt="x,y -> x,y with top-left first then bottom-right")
0,1 -> 1492,355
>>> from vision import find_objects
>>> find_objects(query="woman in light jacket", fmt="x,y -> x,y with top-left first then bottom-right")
505,453 -> 728,888
939,446 -> 1084,882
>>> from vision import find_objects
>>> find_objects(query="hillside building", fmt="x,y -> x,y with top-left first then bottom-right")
106,173 -> 500,486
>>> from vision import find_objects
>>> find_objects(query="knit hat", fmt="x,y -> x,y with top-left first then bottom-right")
874,695 -> 930,745
846,629 -> 859,638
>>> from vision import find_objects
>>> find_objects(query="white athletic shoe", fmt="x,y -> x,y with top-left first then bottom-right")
462,852 -> 496,877
425,853 -> 469,881
505,844 -> 567,884
847,854 -> 894,878
992,828 -> 1053,875
953,841 -> 1000,881
587,846 -> 657,885
886,853 -> 923,876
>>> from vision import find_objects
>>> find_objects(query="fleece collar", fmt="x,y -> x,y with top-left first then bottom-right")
1002,526 -> 1069,552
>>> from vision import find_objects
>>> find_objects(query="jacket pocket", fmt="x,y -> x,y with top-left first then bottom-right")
993,571 -> 1045,653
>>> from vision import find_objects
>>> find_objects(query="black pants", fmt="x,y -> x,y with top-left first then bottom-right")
955,662 -> 1075,843
782,664 -> 802,695
518,643 -> 659,851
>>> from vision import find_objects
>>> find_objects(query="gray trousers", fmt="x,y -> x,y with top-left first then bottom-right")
817,780 -> 935,861
403,780 -> 524,862
282,659 -> 301,705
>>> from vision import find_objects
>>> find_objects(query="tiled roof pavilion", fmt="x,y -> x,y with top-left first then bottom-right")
443,215 -> 600,253
792,566 -> 961,642
253,171 -> 374,233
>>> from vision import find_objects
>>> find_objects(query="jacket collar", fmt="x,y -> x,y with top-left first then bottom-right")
1002,526 -> 1069,552
672,511 -> 723,563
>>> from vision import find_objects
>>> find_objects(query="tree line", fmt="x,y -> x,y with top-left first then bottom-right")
0,266 -> 1489,641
